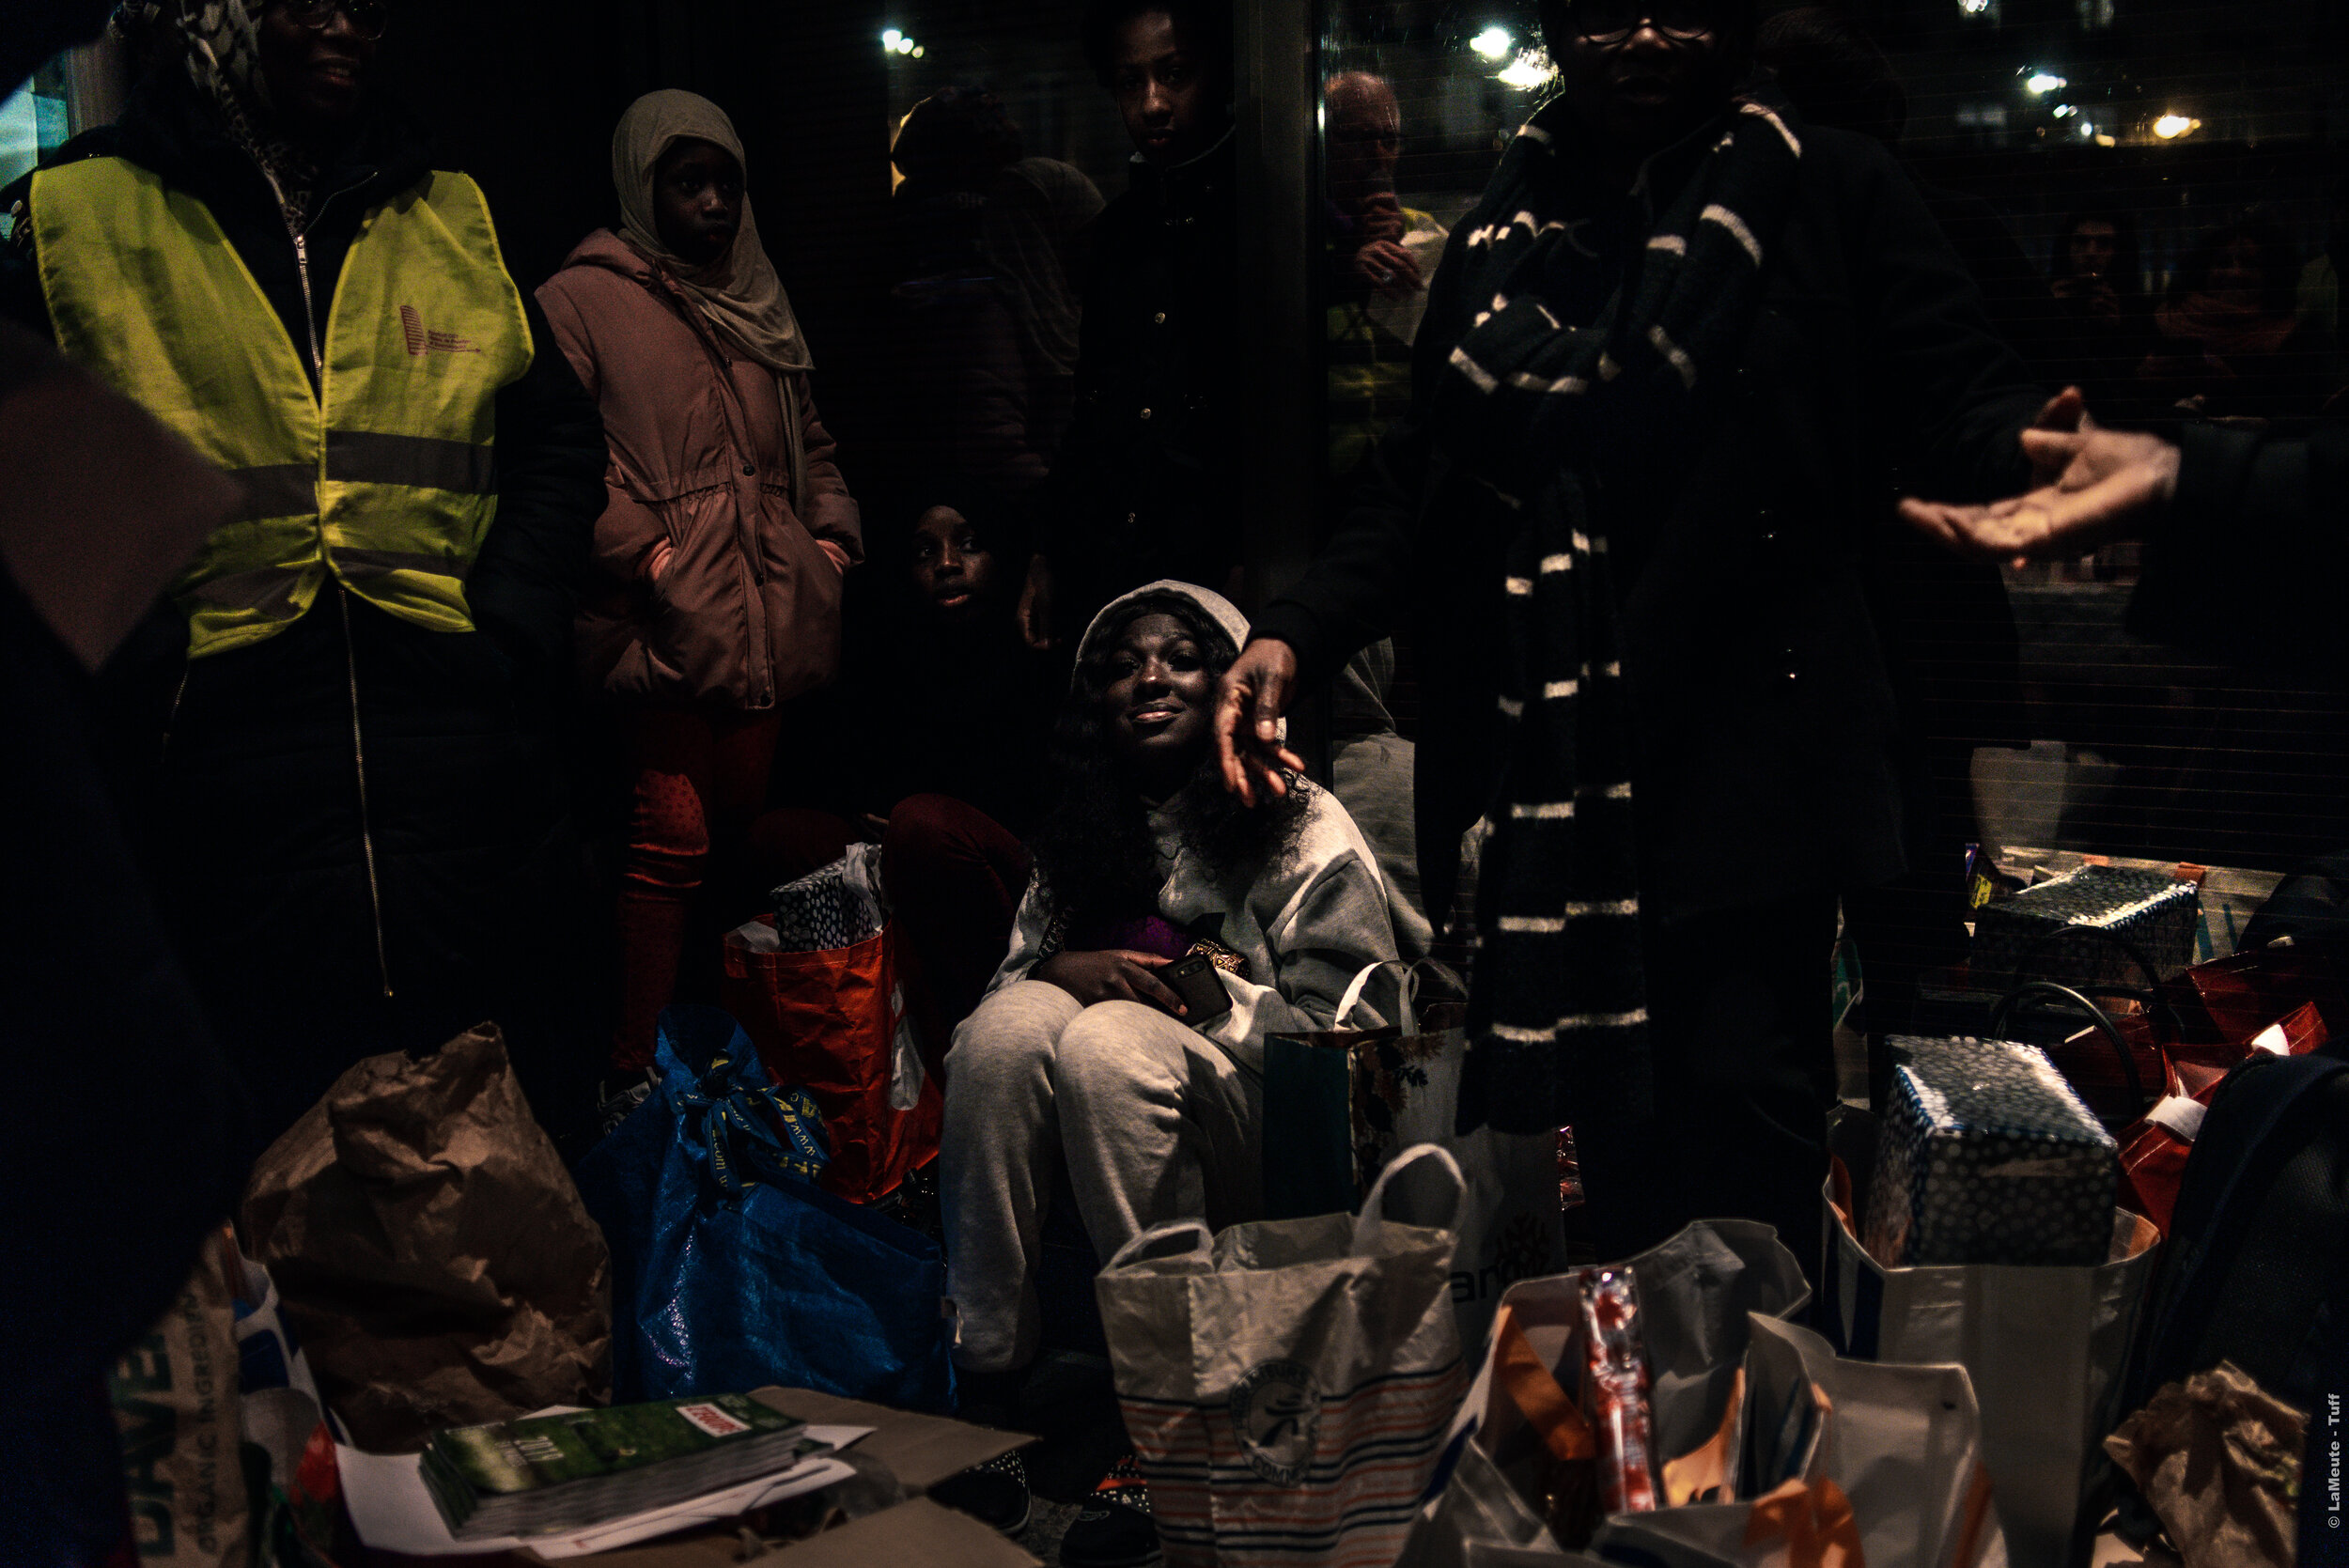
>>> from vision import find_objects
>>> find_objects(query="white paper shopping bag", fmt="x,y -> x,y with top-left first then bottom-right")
1097,1144 -> 1472,1567
1822,1139 -> 2162,1568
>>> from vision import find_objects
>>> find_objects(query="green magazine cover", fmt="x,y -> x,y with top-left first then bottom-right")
423,1394 -> 814,1536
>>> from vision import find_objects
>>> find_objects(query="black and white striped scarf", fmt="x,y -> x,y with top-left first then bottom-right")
115,0 -> 319,230
1436,89 -> 1804,1172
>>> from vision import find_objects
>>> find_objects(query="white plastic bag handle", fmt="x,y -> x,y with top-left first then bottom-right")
1351,1142 -> 1466,1254
1104,1219 -> 1215,1273
1332,959 -> 1422,1035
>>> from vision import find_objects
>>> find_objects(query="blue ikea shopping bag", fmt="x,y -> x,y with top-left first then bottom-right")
575,1004 -> 954,1411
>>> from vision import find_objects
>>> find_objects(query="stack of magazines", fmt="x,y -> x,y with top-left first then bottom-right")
421,1393 -> 825,1539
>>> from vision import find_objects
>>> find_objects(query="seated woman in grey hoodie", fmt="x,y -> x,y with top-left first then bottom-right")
937,581 -> 1399,1529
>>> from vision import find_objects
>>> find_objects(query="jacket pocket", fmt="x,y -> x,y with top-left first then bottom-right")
761,511 -> 844,705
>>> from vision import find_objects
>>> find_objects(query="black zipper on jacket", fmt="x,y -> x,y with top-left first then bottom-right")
336,586 -> 395,1001
271,162 -> 395,998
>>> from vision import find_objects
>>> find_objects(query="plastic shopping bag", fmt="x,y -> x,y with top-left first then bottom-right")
1403,1220 -> 2004,1568
723,847 -> 941,1203
575,1005 -> 955,1413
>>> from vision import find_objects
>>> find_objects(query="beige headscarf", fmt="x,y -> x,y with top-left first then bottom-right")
612,89 -> 812,374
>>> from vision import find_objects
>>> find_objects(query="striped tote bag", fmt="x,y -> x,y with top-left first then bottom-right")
1096,1145 -> 1471,1567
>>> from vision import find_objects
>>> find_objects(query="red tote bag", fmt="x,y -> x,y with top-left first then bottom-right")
721,915 -> 941,1205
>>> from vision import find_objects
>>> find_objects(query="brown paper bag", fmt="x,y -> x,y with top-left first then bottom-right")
241,1023 -> 612,1452
109,1235 -> 250,1568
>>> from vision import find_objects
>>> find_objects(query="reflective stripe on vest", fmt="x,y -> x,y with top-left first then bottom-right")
32,158 -> 533,657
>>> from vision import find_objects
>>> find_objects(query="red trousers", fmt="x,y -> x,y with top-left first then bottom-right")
613,709 -> 855,1070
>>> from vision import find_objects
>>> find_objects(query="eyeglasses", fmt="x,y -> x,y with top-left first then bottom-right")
1566,0 -> 1718,45
272,0 -> 389,43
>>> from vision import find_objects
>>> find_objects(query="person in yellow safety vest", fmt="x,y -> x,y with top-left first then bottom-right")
0,0 -> 609,1158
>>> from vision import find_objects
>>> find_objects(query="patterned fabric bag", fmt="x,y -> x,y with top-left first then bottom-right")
1096,1145 -> 1470,1568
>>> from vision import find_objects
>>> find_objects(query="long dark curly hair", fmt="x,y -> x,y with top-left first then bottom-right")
1027,593 -> 1309,929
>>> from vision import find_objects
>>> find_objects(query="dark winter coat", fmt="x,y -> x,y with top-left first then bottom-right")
1039,132 -> 1241,632
1254,125 -> 2046,926
4,69 -> 608,1151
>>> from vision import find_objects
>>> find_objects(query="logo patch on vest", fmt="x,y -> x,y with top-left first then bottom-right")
400,304 -> 480,356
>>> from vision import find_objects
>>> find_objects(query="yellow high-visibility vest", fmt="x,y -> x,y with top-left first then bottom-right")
32,157 -> 533,658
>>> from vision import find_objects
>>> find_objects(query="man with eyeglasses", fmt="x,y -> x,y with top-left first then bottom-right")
3,0 -> 607,1157
1218,0 -> 2067,1271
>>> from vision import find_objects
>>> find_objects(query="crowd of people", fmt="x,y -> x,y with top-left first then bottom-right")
5,0 -> 2346,1561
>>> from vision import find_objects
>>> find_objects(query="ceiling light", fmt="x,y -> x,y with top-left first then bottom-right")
2152,114 -> 2200,140
2026,71 -> 2066,93
1496,48 -> 1557,91
1471,25 -> 1513,59
1959,0 -> 1990,14
880,27 -> 902,48
910,44 -> 924,56
2051,103 -> 2077,118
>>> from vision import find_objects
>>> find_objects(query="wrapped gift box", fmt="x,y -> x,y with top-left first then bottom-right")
1864,1037 -> 2117,1267
1970,863 -> 2201,989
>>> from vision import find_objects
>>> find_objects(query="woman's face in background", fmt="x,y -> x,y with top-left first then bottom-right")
653,137 -> 744,266
909,506 -> 998,619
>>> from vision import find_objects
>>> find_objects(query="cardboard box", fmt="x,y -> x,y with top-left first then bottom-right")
357,1388 -> 1035,1567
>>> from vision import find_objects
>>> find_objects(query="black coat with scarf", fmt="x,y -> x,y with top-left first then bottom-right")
1256,119 -> 2046,928
2,70 -> 609,1152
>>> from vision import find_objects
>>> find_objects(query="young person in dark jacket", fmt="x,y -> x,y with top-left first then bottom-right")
4,0 -> 607,1154
1016,0 -> 1240,648
829,493 -> 1058,1073
1215,0 -> 2064,1267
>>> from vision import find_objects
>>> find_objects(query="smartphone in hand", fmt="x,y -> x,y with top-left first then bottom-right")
1162,953 -> 1236,1026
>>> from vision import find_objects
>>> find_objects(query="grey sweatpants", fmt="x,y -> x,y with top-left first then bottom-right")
941,979 -> 1264,1373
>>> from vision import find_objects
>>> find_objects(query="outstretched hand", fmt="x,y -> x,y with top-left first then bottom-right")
1214,639 -> 1307,806
2026,385 -> 2092,488
1900,425 -> 2181,566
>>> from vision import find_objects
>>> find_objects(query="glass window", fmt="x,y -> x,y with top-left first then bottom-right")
0,54 -> 72,197
1313,0 -> 2348,930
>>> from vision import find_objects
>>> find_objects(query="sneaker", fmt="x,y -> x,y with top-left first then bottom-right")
595,1069 -> 657,1138
1059,1452 -> 1159,1568
927,1449 -> 1032,1535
